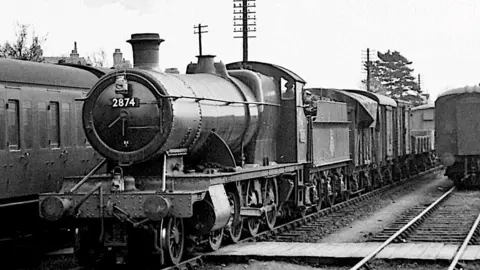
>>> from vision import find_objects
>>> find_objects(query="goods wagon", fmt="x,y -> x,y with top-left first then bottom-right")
411,103 -> 436,171
307,88 -> 378,192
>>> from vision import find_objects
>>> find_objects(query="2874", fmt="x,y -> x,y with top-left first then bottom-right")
112,97 -> 140,108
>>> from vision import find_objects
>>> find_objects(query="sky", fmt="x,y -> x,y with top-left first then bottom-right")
1,0 -> 479,102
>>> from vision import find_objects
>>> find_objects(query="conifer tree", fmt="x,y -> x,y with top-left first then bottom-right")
363,50 -> 423,105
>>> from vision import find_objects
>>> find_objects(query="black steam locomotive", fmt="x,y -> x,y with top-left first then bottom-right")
38,33 -> 435,266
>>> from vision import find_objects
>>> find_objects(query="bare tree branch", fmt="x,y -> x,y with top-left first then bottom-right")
0,23 -> 47,62
88,48 -> 108,67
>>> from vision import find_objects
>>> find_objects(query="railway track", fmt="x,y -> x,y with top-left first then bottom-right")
43,167 -> 439,270
160,167 -> 442,270
350,187 -> 480,270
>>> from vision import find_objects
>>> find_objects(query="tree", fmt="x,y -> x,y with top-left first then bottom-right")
363,50 -> 423,106
87,49 -> 108,67
0,23 -> 46,62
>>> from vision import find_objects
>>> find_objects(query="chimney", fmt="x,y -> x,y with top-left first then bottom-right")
195,55 -> 216,74
113,48 -> 123,67
70,41 -> 79,58
127,33 -> 164,69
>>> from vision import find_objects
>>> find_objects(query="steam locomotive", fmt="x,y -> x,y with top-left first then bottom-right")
38,33 -> 435,266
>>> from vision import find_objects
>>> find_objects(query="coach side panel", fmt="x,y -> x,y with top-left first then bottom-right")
0,85 -> 102,200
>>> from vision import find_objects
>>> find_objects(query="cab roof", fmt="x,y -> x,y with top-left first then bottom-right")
227,61 -> 306,83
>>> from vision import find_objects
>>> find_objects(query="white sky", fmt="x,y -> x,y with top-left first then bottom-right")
1,0 -> 479,101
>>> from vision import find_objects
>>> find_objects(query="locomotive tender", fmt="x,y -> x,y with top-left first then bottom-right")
436,86 -> 480,188
0,58 -> 105,247
38,33 -> 435,266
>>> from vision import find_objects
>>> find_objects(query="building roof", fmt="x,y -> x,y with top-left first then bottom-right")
0,58 -> 100,89
43,56 -> 88,65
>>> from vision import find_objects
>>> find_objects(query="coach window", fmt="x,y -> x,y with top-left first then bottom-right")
7,100 -> 20,150
23,101 -> 33,149
49,102 -> 60,148
38,102 -> 47,148
0,99 -> 5,150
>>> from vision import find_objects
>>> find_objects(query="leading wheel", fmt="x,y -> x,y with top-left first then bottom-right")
207,229 -> 224,251
161,217 -> 184,265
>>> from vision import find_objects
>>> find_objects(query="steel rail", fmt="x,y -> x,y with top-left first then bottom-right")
161,167 -> 442,270
349,186 -> 455,270
57,166 -> 441,270
447,211 -> 480,270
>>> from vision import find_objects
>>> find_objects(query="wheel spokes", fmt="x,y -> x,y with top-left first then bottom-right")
264,178 -> 278,230
164,217 -> 184,265
226,192 -> 243,243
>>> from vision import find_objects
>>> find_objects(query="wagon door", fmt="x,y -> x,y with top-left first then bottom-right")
5,88 -> 25,196
456,101 -> 480,155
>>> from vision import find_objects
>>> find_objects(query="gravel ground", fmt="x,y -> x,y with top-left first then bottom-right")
202,259 -> 480,270
293,170 -> 450,243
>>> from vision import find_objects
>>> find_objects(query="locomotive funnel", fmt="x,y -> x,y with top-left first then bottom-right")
127,33 -> 164,69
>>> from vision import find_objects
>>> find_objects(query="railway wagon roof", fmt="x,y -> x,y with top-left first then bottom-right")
411,103 -> 434,111
227,61 -> 306,83
344,89 -> 397,107
437,85 -> 480,98
0,58 -> 100,89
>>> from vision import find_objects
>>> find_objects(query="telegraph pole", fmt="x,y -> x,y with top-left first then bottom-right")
361,48 -> 375,92
418,74 -> 421,90
366,48 -> 371,92
233,0 -> 256,64
194,23 -> 208,56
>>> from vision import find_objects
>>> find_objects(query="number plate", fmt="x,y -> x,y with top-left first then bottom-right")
112,98 -> 140,108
